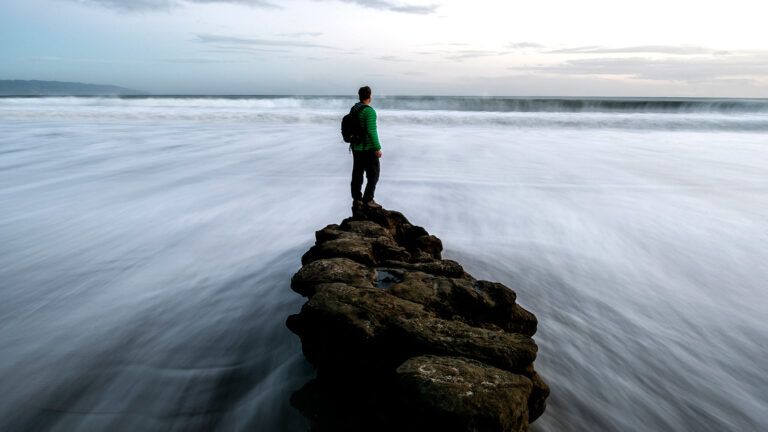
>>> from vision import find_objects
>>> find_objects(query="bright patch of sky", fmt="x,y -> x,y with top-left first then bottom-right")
1,0 -> 767,96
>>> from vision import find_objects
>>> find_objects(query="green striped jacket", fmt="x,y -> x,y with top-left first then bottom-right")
351,102 -> 381,151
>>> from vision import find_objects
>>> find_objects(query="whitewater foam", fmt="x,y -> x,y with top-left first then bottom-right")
1,96 -> 767,432
2,96 -> 767,131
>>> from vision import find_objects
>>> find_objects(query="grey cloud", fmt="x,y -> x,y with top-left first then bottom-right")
179,0 -> 279,5
27,56 -> 112,64
207,47 -> 292,53
160,57 -> 249,63
72,0 -> 436,13
508,42 -> 544,49
279,32 -> 324,37
331,0 -> 438,14
195,34 -> 334,49
421,42 -> 470,47
407,48 -> 510,61
446,50 -> 510,61
512,54 -> 768,82
65,0 -> 173,10
546,45 -> 716,55
66,0 -> 280,11
377,55 -> 407,62
204,47 -> 294,58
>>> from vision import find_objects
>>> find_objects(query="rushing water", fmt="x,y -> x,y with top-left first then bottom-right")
1,96 -> 767,431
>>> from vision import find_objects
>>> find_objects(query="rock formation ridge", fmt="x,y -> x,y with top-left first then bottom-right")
287,205 -> 549,431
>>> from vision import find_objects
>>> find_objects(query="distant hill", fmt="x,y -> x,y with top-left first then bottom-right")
0,80 -> 145,96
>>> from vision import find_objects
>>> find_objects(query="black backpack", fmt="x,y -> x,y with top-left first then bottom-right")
341,104 -> 368,144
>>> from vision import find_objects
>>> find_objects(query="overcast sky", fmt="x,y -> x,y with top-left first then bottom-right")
2,0 -> 768,96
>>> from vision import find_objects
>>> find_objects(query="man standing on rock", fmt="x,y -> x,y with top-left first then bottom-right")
350,86 -> 383,209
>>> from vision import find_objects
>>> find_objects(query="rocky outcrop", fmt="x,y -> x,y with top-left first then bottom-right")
286,205 -> 549,431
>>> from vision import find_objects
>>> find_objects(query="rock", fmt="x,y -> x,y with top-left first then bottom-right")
339,220 -> 391,238
391,317 -> 537,374
288,285 -> 425,339
290,258 -> 374,297
396,356 -> 533,432
288,283 -> 536,374
380,259 -> 466,278
475,281 -> 539,336
413,234 -> 443,259
528,370 -> 550,422
386,272 -> 538,336
303,236 -> 376,266
286,204 -> 549,430
314,224 -> 345,243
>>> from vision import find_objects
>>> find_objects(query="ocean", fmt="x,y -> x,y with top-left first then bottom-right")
1,96 -> 767,431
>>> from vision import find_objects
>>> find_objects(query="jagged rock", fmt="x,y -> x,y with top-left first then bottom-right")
303,236 -> 376,266
287,282 -> 536,374
380,258 -> 467,278
475,281 -> 539,336
287,205 -> 548,431
527,370 -> 550,422
396,356 -> 533,432
287,284 -> 425,343
340,220 -> 391,238
386,272 -> 538,336
290,258 -> 374,297
391,317 -> 537,374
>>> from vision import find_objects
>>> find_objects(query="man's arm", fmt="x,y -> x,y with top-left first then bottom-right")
363,107 -> 382,151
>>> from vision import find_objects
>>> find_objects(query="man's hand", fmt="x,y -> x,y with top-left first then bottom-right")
375,150 -> 382,158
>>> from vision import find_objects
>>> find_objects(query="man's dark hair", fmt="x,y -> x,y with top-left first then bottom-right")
358,86 -> 372,102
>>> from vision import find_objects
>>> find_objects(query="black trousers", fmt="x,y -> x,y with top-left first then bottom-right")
351,150 -> 380,202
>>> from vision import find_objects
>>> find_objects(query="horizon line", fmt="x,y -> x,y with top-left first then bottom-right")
2,94 -> 768,101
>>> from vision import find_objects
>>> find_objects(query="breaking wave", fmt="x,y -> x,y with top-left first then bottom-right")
1,96 -> 767,132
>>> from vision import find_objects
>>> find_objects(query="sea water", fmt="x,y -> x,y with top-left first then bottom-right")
1,96 -> 766,431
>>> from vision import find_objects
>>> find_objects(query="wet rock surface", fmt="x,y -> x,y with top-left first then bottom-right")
287,205 -> 549,431
397,356 -> 533,432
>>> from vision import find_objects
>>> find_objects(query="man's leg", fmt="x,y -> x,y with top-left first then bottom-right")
362,150 -> 380,203
350,151 -> 364,201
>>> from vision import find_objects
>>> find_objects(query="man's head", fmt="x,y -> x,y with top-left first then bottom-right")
358,86 -> 372,103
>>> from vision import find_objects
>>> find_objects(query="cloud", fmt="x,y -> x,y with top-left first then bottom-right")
511,53 -> 768,82
185,0 -> 279,5
421,42 -> 470,47
71,0 -> 436,13
330,0 -> 438,14
160,57 -> 249,63
66,0 -> 280,11
27,56 -> 112,64
508,42 -> 544,49
206,47 -> 292,54
545,45 -> 717,55
411,48 -> 510,61
377,55 -> 408,62
446,50 -> 509,61
194,33 -> 334,49
278,31 -> 324,37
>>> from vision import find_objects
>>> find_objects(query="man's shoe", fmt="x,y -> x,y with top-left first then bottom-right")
352,199 -> 363,208
365,199 -> 382,209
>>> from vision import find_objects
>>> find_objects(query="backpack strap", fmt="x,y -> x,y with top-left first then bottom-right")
352,103 -> 370,114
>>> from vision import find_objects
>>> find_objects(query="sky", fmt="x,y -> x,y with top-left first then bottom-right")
1,0 -> 768,96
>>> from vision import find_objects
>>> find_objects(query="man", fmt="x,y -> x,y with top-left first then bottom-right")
350,86 -> 383,209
